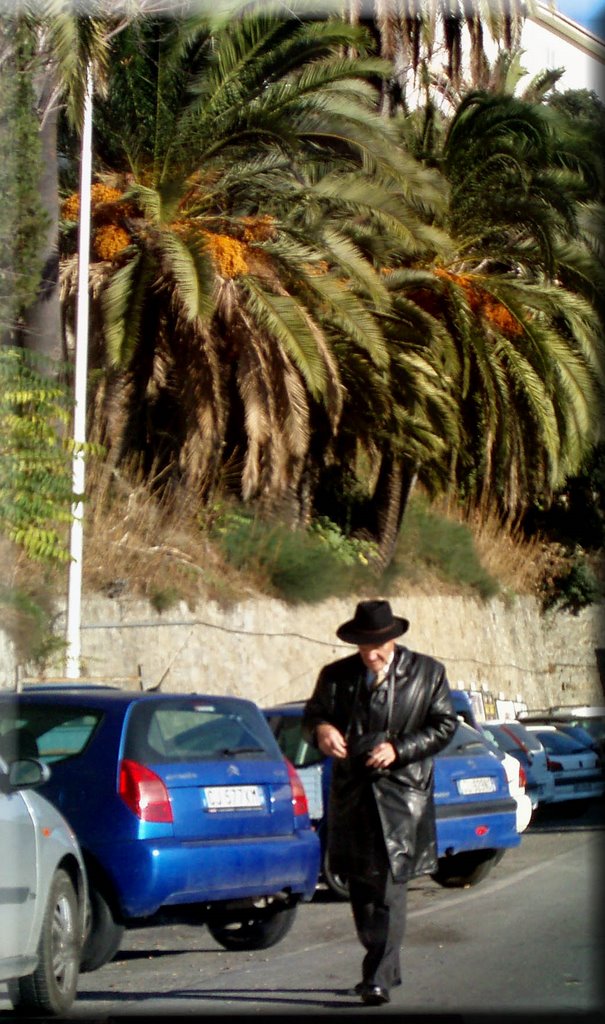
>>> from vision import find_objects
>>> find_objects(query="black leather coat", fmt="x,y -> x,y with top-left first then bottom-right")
302,644 -> 457,883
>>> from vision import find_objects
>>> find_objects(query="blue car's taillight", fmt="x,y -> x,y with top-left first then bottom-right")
118,759 -> 173,822
285,759 -> 309,817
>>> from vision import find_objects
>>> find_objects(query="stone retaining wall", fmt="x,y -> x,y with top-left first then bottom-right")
2,592 -> 604,713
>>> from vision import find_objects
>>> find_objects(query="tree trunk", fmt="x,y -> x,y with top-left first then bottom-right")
372,452 -> 418,569
17,95 -> 61,363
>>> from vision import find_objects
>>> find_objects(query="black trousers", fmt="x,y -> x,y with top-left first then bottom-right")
348,870 -> 408,991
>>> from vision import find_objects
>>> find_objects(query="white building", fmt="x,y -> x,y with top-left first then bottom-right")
521,2 -> 605,100
403,2 -> 605,109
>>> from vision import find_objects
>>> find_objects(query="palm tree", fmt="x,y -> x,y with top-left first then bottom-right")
343,0 -> 531,114
60,3 -> 454,528
0,1 -> 116,362
394,89 -> 605,522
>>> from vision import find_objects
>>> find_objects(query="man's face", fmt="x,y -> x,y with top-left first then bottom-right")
357,638 -> 396,672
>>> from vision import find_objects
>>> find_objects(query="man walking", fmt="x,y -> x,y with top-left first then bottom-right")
302,599 -> 457,1005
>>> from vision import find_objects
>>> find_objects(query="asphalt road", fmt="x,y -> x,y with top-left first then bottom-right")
2,800 -> 604,1021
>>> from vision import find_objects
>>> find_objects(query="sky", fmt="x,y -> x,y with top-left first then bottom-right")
555,0 -> 605,36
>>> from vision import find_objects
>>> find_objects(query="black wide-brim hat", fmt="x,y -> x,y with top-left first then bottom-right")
336,599 -> 409,645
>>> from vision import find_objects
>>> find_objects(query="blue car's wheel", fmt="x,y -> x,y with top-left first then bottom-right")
431,848 -> 504,888
206,897 -> 298,950
80,886 -> 125,972
323,848 -> 349,901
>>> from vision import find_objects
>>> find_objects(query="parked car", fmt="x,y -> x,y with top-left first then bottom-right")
519,705 -> 605,757
479,720 -> 555,808
521,724 -> 605,804
0,684 -> 320,971
264,701 -> 521,896
547,723 -> 602,753
0,748 -> 88,1015
448,690 -> 533,830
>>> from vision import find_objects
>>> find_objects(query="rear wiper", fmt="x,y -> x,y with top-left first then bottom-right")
218,746 -> 266,756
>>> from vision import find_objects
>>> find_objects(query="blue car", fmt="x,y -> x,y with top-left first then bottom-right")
264,701 -> 520,895
0,685 -> 320,970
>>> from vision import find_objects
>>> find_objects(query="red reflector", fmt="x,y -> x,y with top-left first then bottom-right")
285,758 -> 309,817
518,764 -> 527,787
475,825 -> 489,836
118,759 -> 173,822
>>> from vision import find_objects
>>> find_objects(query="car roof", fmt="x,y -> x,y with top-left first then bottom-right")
0,685 -> 257,709
519,705 -> 605,720
523,723 -> 564,732
264,701 -> 306,713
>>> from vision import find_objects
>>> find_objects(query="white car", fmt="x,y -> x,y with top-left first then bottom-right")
481,720 -> 555,808
497,749 -> 534,833
0,750 -> 88,1015
522,724 -> 605,804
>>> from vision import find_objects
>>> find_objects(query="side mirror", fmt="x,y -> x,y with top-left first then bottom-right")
8,757 -> 51,789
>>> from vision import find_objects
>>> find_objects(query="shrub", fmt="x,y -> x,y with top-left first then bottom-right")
393,495 -> 500,599
0,578 -> 66,668
542,554 -> 603,615
211,508 -> 378,604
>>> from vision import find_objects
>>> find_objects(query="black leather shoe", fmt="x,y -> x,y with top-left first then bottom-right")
360,985 -> 390,1006
358,974 -> 399,991
355,980 -> 400,994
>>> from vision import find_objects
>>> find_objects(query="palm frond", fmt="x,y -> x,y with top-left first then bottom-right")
240,278 -> 339,408
102,254 -> 147,368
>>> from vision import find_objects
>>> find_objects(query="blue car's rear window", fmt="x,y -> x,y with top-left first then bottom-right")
440,722 -> 489,756
124,700 -> 278,763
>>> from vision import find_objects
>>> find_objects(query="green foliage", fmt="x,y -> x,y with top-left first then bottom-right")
0,21 -> 49,335
542,554 -> 603,615
0,347 -> 75,562
393,495 -> 500,600
211,507 -> 378,604
149,586 -> 181,614
0,580 -> 66,667
308,516 -> 379,567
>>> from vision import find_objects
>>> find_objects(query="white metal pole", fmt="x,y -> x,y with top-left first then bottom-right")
65,65 -> 93,679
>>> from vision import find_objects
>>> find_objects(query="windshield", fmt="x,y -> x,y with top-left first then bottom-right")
0,703 -> 102,764
265,712 -> 324,768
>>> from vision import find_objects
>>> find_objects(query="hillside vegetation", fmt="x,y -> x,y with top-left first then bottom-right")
4,456 -> 601,670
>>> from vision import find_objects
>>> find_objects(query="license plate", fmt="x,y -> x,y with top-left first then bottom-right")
204,785 -> 264,811
457,776 -> 497,795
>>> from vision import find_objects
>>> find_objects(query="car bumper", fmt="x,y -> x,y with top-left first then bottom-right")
548,778 -> 605,803
435,799 -> 521,855
102,832 -> 321,919
514,793 -> 534,833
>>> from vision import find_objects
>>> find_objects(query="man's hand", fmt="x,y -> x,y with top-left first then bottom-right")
365,741 -> 397,770
315,723 -> 348,759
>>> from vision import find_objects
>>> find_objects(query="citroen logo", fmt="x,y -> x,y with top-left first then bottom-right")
227,764 -> 241,777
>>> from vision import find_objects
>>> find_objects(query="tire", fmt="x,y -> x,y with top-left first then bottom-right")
322,848 -> 350,901
206,898 -> 298,951
431,849 -> 505,888
8,867 -> 81,1016
80,885 -> 125,972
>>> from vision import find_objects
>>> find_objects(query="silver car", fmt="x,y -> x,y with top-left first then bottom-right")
0,750 -> 88,1015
